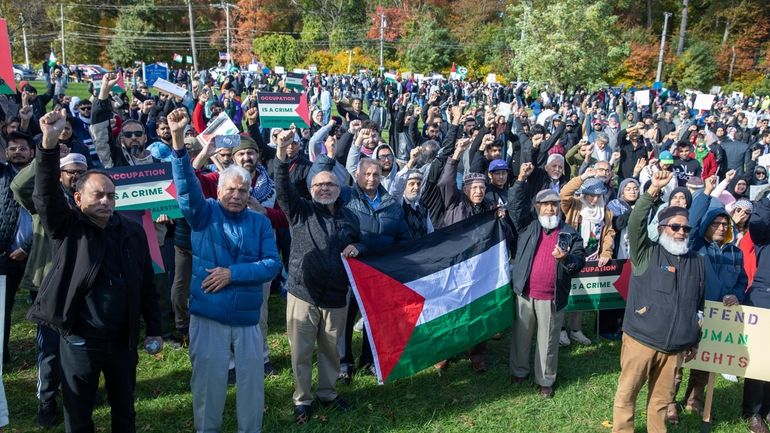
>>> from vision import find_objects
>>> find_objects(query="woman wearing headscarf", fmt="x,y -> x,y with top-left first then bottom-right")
559,169 -> 617,347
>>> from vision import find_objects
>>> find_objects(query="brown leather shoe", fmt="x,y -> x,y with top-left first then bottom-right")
539,386 -> 554,398
750,415 -> 770,433
666,403 -> 680,425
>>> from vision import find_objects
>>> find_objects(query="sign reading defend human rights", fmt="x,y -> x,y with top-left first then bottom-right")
107,163 -> 182,219
257,93 -> 311,129
684,301 -> 770,381
566,259 -> 630,312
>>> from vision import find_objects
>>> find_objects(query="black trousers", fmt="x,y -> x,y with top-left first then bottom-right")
340,294 -> 373,368
59,335 -> 138,433
0,255 -> 25,363
37,324 -> 61,404
743,287 -> 770,418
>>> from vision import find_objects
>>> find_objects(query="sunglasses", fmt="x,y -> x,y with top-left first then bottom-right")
661,223 -> 692,234
79,106 -> 92,111
122,131 -> 145,138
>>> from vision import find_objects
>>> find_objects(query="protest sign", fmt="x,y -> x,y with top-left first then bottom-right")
142,62 -> 169,88
758,153 -> 770,169
495,102 -> 512,118
196,112 -> 240,148
750,184 -> 770,201
308,64 -> 318,73
274,66 -> 285,75
566,259 -> 630,312
486,73 -> 497,84
384,72 -> 398,84
152,78 -> 188,99
0,19 -> 16,95
108,163 -> 181,220
257,92 -> 310,128
107,163 -> 181,273
634,90 -> 650,107
684,301 -> 770,381
247,63 -> 260,72
284,72 -> 306,91
694,94 -> 716,111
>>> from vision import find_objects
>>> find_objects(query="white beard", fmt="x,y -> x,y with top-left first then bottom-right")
658,232 -> 689,256
538,215 -> 559,230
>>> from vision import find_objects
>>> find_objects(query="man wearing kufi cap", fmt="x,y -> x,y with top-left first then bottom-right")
508,162 -> 585,398
612,170 -> 705,433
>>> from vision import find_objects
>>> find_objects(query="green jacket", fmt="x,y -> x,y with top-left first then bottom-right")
11,159 -> 53,291
627,191 -> 658,276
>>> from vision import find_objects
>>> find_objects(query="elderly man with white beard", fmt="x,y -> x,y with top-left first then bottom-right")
612,170 -> 705,433
508,162 -> 586,398
274,129 -> 366,424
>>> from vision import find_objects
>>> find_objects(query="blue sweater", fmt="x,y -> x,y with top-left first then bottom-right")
172,151 -> 281,326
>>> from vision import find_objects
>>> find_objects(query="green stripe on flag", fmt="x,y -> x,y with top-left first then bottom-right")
116,199 -> 182,219
566,293 -> 625,312
259,115 -> 309,129
385,283 -> 513,382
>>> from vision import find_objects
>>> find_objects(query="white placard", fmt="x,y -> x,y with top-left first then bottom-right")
750,185 -> 770,201
486,73 -> 497,84
274,66 -> 285,75
152,78 -> 188,99
495,102 -> 512,118
196,112 -> 240,148
742,111 -> 758,129
758,154 -> 770,169
694,94 -> 716,111
247,64 -> 260,72
634,90 -> 650,107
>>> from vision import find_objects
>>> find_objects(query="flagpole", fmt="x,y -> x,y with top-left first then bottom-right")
60,4 -> 65,65
20,13 -> 30,68
187,0 -> 198,72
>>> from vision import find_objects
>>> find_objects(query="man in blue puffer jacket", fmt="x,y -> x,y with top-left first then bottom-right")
167,108 -> 281,433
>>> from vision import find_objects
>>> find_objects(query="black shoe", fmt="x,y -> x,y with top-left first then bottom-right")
264,361 -> 278,377
227,368 -> 236,385
294,404 -> 312,424
37,400 -> 58,428
337,363 -> 353,385
321,396 -> 353,412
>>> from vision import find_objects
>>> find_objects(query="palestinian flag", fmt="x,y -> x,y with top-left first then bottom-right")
47,50 -> 57,69
384,72 -> 398,84
284,72 -> 305,91
0,19 -> 15,95
173,53 -> 183,63
343,213 -> 513,384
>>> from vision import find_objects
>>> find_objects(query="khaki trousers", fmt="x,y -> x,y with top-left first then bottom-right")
286,294 -> 346,406
510,294 -> 565,387
612,334 -> 682,433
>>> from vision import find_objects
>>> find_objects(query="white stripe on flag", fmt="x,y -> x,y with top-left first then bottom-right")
406,240 -> 509,325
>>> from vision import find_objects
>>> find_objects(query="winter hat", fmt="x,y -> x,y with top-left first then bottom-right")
658,206 -> 689,225
659,151 -> 674,165
535,189 -> 561,203
581,177 -> 608,196
60,153 -> 87,168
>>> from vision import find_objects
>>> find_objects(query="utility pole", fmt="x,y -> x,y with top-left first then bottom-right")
187,0 -> 198,71
20,13 -> 30,68
676,0 -> 688,55
379,13 -> 385,75
728,46 -> 736,83
60,4 -> 66,65
655,12 -> 672,83
224,2 -> 231,68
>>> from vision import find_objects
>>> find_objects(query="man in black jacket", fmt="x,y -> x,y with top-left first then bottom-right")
508,162 -> 586,398
274,129 -> 365,424
28,111 -> 163,433
612,170 -> 705,433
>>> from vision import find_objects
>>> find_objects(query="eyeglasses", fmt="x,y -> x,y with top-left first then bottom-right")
61,169 -> 86,176
377,154 -> 394,161
122,130 -> 145,138
311,182 -> 339,189
661,223 -> 692,234
710,221 -> 730,229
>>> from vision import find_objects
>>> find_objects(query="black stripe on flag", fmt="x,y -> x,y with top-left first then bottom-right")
356,211 -> 506,284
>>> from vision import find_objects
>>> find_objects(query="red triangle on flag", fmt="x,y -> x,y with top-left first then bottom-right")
345,258 -> 425,382
164,179 -> 176,198
294,93 -> 311,127
613,259 -> 632,300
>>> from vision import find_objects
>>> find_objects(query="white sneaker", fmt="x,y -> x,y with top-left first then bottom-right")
559,330 -> 571,347
353,318 -> 365,332
570,330 -> 592,345
721,374 -> 739,383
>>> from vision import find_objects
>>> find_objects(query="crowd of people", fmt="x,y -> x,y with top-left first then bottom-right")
1,63 -> 770,433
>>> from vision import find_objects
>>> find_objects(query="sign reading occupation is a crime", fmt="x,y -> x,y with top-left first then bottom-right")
684,301 -> 770,381
107,162 -> 182,219
566,259 -> 630,312
257,92 -> 311,129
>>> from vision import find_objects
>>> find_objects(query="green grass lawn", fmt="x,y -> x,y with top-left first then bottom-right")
3,291 -> 752,433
